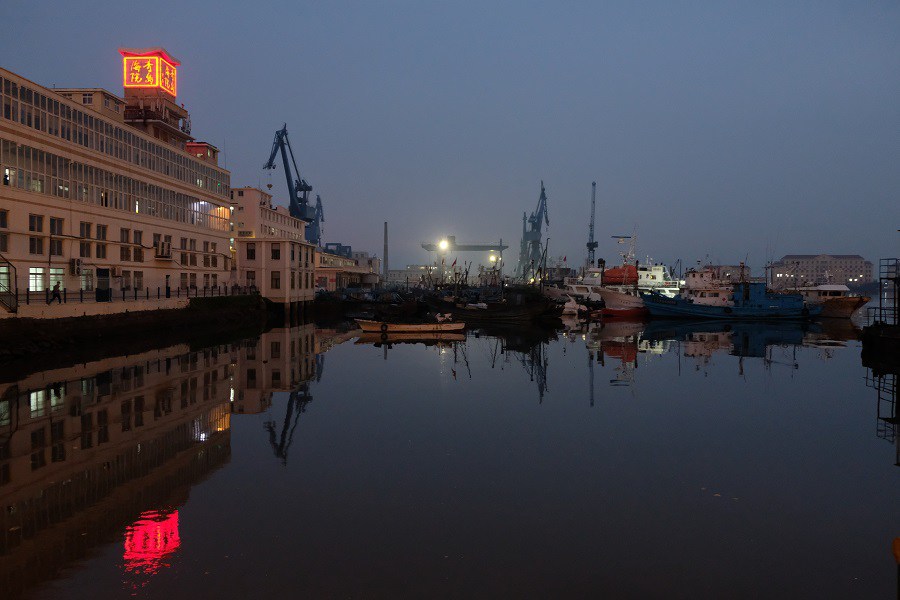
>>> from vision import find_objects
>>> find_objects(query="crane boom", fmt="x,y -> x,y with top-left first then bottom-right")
586,181 -> 598,266
263,124 -> 323,244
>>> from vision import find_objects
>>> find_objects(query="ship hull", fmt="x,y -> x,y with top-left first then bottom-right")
818,296 -> 870,319
641,294 -> 822,320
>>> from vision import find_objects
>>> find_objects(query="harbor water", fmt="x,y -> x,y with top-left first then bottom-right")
1,319 -> 897,599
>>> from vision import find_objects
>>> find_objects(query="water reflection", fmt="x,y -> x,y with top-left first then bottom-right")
0,324 -> 324,598
0,317 -> 894,598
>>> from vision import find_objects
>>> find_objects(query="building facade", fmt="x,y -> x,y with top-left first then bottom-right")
770,254 -> 873,287
230,187 -> 316,306
0,50 -> 234,317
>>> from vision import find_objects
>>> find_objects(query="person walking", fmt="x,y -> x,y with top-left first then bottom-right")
48,281 -> 62,304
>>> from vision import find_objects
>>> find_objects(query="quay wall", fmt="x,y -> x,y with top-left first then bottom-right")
0,295 -> 268,373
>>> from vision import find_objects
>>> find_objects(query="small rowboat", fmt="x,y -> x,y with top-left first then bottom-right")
354,319 -> 465,333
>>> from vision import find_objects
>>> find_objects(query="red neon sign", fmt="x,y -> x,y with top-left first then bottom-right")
120,48 -> 179,96
123,509 -> 181,575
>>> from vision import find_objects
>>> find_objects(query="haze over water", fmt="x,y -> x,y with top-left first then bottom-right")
2,320 -> 896,599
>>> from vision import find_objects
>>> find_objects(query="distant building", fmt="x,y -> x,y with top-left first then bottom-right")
770,254 -> 873,287
707,264 -> 750,283
385,265 -> 435,286
351,251 -> 382,280
230,187 -> 316,307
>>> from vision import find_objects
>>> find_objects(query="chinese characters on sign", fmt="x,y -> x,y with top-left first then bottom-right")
122,55 -> 178,96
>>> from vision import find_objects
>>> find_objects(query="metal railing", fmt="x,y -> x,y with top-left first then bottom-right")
0,252 -> 17,313
18,284 -> 259,307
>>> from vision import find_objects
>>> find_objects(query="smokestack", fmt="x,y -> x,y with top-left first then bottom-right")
383,221 -> 389,277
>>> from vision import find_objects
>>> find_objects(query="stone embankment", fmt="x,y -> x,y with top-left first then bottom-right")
0,296 -> 268,377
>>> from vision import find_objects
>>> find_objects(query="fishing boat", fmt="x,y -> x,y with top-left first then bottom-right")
426,288 -> 561,323
566,263 -> 681,317
795,284 -> 870,318
354,319 -> 465,333
641,282 -> 823,320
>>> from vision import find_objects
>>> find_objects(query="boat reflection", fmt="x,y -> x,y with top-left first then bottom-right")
0,323 -> 322,598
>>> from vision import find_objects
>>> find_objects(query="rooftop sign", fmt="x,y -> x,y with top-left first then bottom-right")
119,48 -> 179,96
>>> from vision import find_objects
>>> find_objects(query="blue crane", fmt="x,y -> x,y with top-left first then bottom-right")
515,181 -> 549,280
263,124 -> 324,245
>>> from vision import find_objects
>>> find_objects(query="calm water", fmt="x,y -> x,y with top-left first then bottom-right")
1,318 -> 897,599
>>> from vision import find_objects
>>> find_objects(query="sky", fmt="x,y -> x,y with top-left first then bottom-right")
3,1 -> 899,273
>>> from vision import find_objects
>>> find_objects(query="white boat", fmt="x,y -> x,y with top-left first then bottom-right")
680,267 -> 734,306
796,284 -> 870,318
565,263 -> 682,314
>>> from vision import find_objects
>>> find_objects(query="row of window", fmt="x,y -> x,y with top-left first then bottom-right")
1,73 -> 229,196
5,209 -> 228,270
245,241 -> 314,263
0,139 -> 230,231
245,269 -> 314,291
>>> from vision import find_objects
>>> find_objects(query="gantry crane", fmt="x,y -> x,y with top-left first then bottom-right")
586,182 -> 598,268
263,124 -> 324,245
515,181 -> 549,280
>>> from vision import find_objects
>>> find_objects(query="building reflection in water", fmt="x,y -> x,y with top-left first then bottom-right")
0,323 -> 321,598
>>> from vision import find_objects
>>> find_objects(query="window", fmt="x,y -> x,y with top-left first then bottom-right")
134,271 -> 143,290
49,238 -> 62,256
80,240 -> 91,257
49,268 -> 63,289
271,243 -> 280,260
29,267 -> 43,290
246,270 -> 256,286
29,237 -> 43,255
0,233 -> 6,252
96,243 -> 106,259
81,269 -> 94,291
96,224 -> 107,240
120,228 -> 130,243
120,245 -> 131,261
271,270 -> 281,289
0,210 -> 6,228
82,94 -> 93,105
246,243 -> 256,260
29,214 -> 43,232
121,270 -> 131,290
49,217 -> 63,235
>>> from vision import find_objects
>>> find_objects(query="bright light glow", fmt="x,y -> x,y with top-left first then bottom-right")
489,255 -> 497,262
438,239 -> 449,251
122,53 -> 178,96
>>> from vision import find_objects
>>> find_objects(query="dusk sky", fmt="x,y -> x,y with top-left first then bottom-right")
5,1 -> 898,273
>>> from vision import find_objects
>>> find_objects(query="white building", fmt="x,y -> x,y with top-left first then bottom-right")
0,50 -> 234,317
230,187 -> 316,307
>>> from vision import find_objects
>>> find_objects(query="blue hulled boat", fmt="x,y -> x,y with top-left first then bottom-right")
640,281 -> 822,320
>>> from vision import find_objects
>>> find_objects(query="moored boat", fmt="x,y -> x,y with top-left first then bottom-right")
355,319 -> 465,333
796,284 -> 870,318
641,282 -> 823,320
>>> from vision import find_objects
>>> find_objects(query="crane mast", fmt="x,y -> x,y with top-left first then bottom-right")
515,181 -> 550,280
263,124 -> 324,245
586,181 -> 598,267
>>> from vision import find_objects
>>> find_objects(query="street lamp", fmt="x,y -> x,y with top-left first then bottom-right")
438,239 -> 449,251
